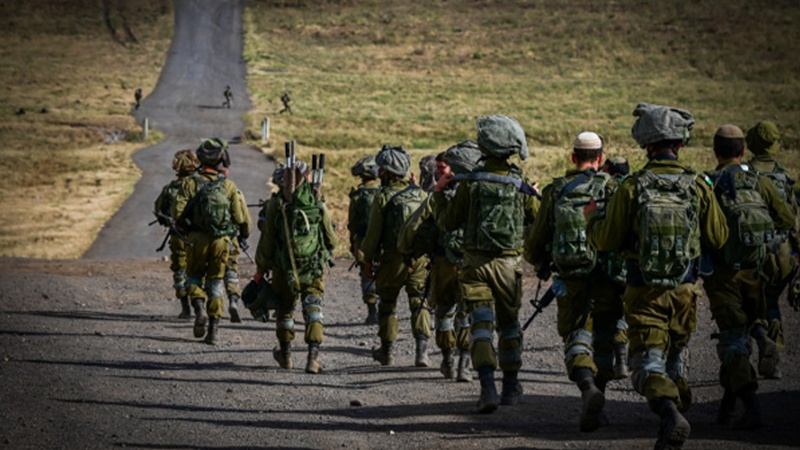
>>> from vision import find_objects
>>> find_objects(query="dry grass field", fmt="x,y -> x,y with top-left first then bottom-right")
1,0 -> 798,258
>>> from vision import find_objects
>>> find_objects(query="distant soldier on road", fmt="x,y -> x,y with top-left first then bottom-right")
134,88 -> 142,110
280,91 -> 292,115
223,85 -> 233,109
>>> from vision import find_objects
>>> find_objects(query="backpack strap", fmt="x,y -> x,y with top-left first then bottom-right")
177,174 -> 226,228
453,172 -> 542,198
386,184 -> 420,207
557,170 -> 595,199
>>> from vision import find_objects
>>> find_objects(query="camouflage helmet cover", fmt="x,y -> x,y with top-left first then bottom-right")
196,137 -> 230,167
746,120 -> 780,156
172,149 -> 200,175
375,144 -> 411,177
351,155 -> 379,180
630,102 -> 695,148
476,115 -> 529,161
444,140 -> 482,175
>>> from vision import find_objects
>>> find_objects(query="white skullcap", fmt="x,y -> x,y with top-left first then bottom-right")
573,131 -> 603,150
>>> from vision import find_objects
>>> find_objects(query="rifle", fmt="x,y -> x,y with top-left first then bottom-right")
348,259 -> 358,271
238,237 -> 255,264
247,199 -> 267,208
152,211 -> 191,252
311,152 -> 326,199
521,268 -> 557,332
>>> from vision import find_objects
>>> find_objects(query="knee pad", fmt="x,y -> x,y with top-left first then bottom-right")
470,306 -> 494,344
631,348 -> 666,394
498,324 -> 523,365
437,317 -> 455,332
456,313 -> 470,331
360,278 -> 376,294
616,318 -> 628,332
186,275 -> 203,289
715,329 -> 750,367
303,294 -> 323,324
207,279 -> 225,299
279,318 -> 295,331
565,328 -> 594,364
225,270 -> 239,286
666,347 -> 688,381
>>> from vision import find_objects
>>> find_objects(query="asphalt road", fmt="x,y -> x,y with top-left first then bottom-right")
83,0 -> 273,260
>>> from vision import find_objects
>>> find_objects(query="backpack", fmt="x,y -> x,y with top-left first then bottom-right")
549,171 -> 610,277
464,170 -> 526,252
189,174 -> 237,238
752,161 -> 794,206
350,185 -> 379,238
634,169 -> 701,288
382,184 -> 426,253
278,181 -> 328,288
710,166 -> 775,270
154,179 -> 181,226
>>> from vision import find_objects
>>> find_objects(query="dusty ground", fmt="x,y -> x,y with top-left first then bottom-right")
1,258 -> 799,450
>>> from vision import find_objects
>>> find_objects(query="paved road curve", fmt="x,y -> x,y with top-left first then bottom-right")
83,0 -> 273,259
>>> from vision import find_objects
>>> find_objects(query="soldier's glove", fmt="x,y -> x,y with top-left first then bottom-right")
239,237 -> 250,251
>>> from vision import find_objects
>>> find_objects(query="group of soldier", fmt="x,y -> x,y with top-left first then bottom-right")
154,103 -> 800,450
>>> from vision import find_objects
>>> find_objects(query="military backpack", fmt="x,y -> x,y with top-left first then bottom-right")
710,165 -> 775,270
278,181 -> 329,288
549,170 -> 610,277
350,185 -> 380,238
382,184 -> 426,253
464,169 -> 527,252
189,174 -> 237,238
634,169 -> 701,288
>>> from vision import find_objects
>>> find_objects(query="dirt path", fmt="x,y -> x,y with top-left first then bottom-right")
83,0 -> 273,260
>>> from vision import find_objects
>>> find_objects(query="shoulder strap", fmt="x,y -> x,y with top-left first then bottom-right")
179,175 -> 226,224
558,170 -> 595,199
453,172 -> 542,198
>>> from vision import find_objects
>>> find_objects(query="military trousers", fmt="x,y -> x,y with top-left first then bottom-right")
459,252 -> 523,372
558,274 -> 626,383
271,268 -> 325,345
168,234 -> 188,299
624,282 -> 699,412
375,253 -> 431,343
430,255 -> 469,352
185,233 -> 230,319
703,266 -> 764,393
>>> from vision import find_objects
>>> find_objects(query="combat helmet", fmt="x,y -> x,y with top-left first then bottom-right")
375,145 -> 411,177
746,121 -> 780,156
172,149 -> 200,175
196,138 -> 230,167
444,140 -> 482,175
631,103 -> 695,148
476,115 -> 529,161
351,155 -> 379,180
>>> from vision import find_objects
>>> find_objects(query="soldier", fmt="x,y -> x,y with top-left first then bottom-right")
172,138 -> 250,345
702,124 -> 796,429
433,115 -> 539,414
134,88 -> 142,110
253,160 -> 338,374
223,85 -> 233,109
348,155 -> 381,324
745,121 -> 800,379
418,154 -> 438,192
359,145 -> 431,367
153,149 -> 200,319
524,132 -> 627,432
584,103 -> 729,450
399,141 -> 483,382
280,91 -> 292,115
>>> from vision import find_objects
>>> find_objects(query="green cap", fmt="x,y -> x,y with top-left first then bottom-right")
746,121 -> 780,156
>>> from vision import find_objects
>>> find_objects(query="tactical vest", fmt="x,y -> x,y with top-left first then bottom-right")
381,184 -> 426,254
189,174 -> 237,238
464,170 -> 526,253
709,166 -> 775,270
350,185 -> 380,238
634,169 -> 702,288
549,170 -> 610,277
276,182 -> 328,289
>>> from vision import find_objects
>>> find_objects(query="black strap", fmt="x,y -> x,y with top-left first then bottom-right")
452,172 -> 541,199
558,170 -> 595,199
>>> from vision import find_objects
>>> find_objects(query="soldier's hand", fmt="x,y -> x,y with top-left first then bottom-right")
434,172 -> 454,192
364,261 -> 375,279
582,197 -> 598,218
253,273 -> 264,284
409,172 -> 418,186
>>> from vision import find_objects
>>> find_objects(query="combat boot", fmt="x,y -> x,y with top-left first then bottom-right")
654,398 -> 691,450
613,343 -> 630,379
477,368 -> 499,414
273,340 -> 293,370
575,368 -> 605,432
365,303 -> 378,325
751,325 -> 779,377
191,298 -> 208,338
734,386 -> 766,430
371,341 -> 393,366
229,294 -> 242,323
178,296 -> 192,319
715,388 -> 737,426
415,337 -> 430,367
456,350 -> 472,382
440,348 -> 455,379
305,343 -> 321,374
204,318 -> 219,345
500,370 -> 524,406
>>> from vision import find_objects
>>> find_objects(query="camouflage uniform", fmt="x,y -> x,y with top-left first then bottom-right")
348,156 -> 381,324
255,172 -> 338,374
434,116 -> 539,413
224,188 -> 253,323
